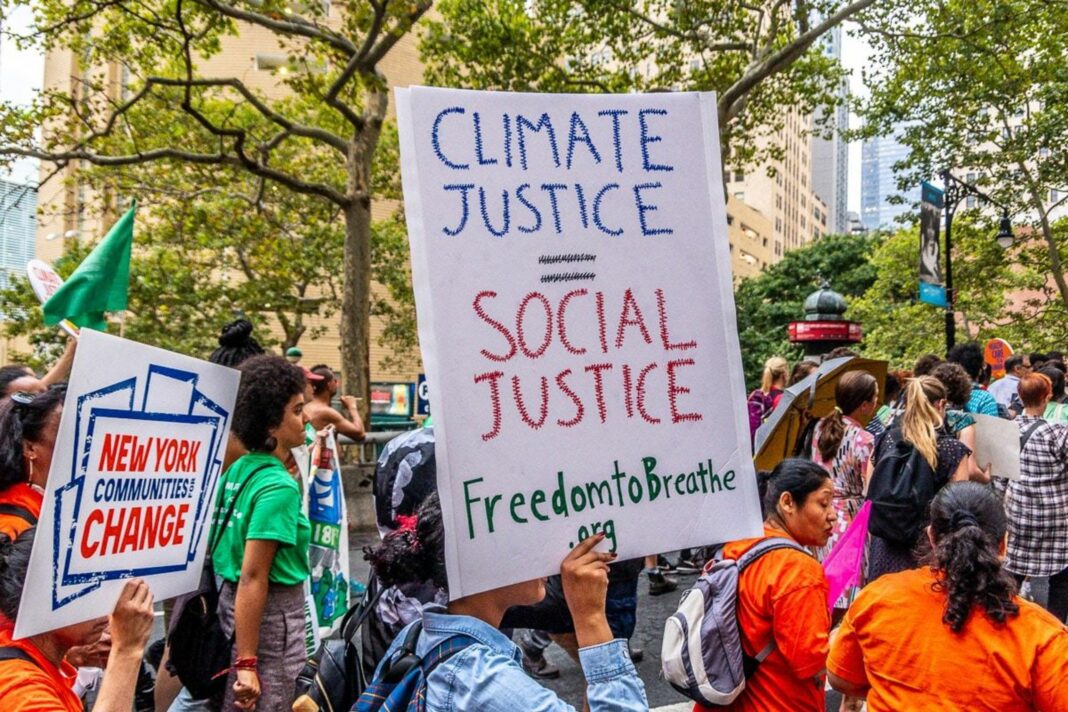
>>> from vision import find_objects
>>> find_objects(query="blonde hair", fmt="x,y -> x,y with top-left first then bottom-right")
761,357 -> 790,393
901,376 -> 947,469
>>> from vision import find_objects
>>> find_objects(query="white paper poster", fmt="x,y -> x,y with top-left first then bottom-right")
16,330 -> 239,637
396,87 -> 763,598
973,413 -> 1022,481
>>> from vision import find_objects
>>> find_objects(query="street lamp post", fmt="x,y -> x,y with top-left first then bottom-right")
938,170 -> 1015,351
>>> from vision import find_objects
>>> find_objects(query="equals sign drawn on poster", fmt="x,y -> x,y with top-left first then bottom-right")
539,253 -> 597,283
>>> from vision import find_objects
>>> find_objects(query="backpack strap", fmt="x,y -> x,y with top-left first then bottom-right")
0,504 -> 37,527
735,537 -> 808,665
1020,420 -> 1044,451
0,646 -> 39,669
208,463 -> 274,556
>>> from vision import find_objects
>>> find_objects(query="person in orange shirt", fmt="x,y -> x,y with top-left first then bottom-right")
696,458 -> 837,712
828,481 -> 1068,711
0,529 -> 154,711
0,386 -> 65,539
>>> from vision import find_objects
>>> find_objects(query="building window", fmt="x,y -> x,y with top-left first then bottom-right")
734,192 -> 745,200
734,170 -> 744,182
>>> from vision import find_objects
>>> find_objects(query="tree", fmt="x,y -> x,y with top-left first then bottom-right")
421,0 -> 880,174
0,0 -> 431,415
856,0 -> 1068,326
734,232 -> 879,387
850,217 -> 1063,365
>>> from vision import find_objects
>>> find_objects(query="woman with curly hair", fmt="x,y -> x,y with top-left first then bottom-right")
828,482 -> 1068,710
208,355 -> 310,711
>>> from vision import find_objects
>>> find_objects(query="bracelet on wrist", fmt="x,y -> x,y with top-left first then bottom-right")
234,656 -> 258,670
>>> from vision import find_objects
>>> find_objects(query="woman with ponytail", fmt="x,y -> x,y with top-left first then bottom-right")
829,482 -> 1068,710
747,357 -> 789,439
809,371 -> 878,608
867,376 -> 988,581
0,386 -> 65,539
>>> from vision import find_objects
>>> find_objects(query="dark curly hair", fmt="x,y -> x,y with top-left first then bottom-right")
932,362 -> 973,409
913,354 -> 944,377
757,458 -> 830,520
0,386 -> 66,491
209,318 -> 265,368
947,342 -> 984,381
925,482 -> 1019,633
232,355 -> 306,452
365,492 -> 447,592
0,529 -> 34,621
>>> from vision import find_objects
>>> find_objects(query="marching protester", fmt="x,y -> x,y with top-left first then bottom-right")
1040,364 -> 1068,423
205,355 -> 311,711
932,362 -> 988,481
1004,372 -> 1068,622
809,370 -> 877,609
874,371 -> 902,427
0,386 -> 65,539
789,359 -> 818,387
360,492 -> 648,711
0,338 -> 76,398
208,318 -> 265,368
867,376 -> 988,582
305,364 -> 366,442
988,354 -> 1032,413
828,482 -> 1068,710
946,342 -> 999,416
0,531 -> 155,711
911,353 -> 942,377
747,356 -> 789,439
694,459 -> 834,712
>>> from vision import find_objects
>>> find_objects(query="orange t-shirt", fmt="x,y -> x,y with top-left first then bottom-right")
0,615 -> 81,711
696,525 -> 830,712
828,567 -> 1068,712
0,483 -> 42,540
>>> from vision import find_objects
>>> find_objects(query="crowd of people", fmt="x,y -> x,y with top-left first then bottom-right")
0,324 -> 1065,711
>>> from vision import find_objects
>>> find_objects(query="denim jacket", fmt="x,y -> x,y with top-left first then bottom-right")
373,608 -> 648,711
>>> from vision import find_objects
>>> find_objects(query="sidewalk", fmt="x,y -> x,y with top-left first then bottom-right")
652,704 -> 691,712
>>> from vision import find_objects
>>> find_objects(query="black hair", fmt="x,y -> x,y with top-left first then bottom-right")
925,482 -> 1018,633
310,364 -> 334,396
1039,366 -> 1065,401
884,372 -> 902,402
0,529 -> 34,621
913,354 -> 944,377
946,342 -> 984,381
209,318 -> 265,368
1004,355 -> 1025,373
231,355 -> 306,452
932,362 -> 973,409
0,386 -> 66,491
757,458 -> 831,520
364,491 -> 447,592
0,365 -> 34,396
1029,353 -> 1047,369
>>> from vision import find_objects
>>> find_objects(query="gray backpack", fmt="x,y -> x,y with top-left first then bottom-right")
661,537 -> 806,706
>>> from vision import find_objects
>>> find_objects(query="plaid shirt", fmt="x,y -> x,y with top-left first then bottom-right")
1005,416 -> 1068,577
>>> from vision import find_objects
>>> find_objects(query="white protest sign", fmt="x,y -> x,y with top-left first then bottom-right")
973,413 -> 1022,480
396,87 -> 763,598
26,259 -> 79,338
15,329 -> 239,637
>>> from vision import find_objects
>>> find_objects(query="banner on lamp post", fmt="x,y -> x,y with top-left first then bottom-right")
918,181 -> 947,308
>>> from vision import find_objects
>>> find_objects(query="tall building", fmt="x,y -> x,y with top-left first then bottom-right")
810,26 -> 849,235
726,109 -> 829,265
860,127 -> 921,230
36,23 -> 425,384
0,180 -> 36,288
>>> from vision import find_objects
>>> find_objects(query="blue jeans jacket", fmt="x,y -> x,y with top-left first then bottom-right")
374,608 -> 648,711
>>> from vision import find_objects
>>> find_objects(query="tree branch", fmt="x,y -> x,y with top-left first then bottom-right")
191,0 -> 356,55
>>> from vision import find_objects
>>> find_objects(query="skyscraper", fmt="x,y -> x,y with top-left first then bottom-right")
860,128 -> 920,230
0,180 -> 36,289
810,26 -> 849,235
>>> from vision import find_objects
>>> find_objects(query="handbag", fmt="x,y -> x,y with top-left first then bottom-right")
168,463 -> 272,699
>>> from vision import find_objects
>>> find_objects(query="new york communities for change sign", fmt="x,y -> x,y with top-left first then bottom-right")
16,330 -> 238,638
396,87 -> 763,598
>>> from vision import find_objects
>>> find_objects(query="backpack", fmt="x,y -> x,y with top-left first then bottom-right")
0,504 -> 37,528
866,434 -> 939,546
167,463 -> 271,699
292,575 -> 386,712
661,537 -> 806,706
747,390 -> 779,438
353,621 -> 476,712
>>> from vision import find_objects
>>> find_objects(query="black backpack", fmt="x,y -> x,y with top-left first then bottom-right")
867,433 -> 939,546
293,574 -> 387,712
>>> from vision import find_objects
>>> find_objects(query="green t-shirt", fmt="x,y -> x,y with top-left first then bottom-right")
210,452 -> 311,586
1046,401 -> 1068,424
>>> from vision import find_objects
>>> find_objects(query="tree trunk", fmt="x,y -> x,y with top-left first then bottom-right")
340,86 -> 387,425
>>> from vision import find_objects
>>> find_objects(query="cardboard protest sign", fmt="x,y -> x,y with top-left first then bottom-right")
396,87 -> 763,597
973,413 -> 1022,481
306,430 -> 350,634
16,330 -> 238,637
26,259 -> 79,337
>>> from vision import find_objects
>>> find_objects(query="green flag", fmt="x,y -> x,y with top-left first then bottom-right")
43,202 -> 135,332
